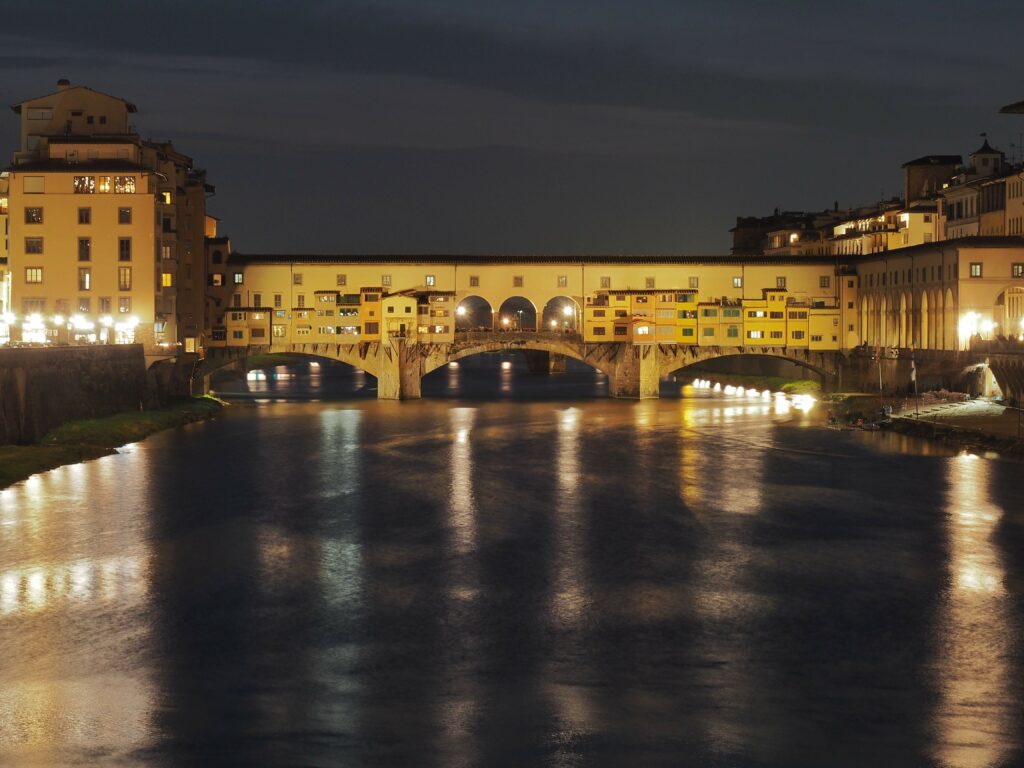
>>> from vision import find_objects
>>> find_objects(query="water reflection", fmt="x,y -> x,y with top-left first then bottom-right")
932,454 -> 1016,767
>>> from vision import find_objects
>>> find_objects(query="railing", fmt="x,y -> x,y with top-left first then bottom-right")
971,338 -> 1024,354
455,330 -> 581,343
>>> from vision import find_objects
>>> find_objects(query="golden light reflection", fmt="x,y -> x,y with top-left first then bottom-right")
549,407 -> 588,624
932,453 -> 1014,767
678,397 -> 705,512
0,555 -> 147,616
448,407 -> 478,559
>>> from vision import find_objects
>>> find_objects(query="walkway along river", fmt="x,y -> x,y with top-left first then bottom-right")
1,355 -> 1022,766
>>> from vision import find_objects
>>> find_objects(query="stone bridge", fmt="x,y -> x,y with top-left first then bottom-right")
197,332 -> 847,399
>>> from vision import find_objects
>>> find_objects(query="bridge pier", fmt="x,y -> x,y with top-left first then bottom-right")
376,340 -> 423,400
610,345 -> 660,399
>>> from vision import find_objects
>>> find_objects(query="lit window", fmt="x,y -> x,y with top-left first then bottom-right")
98,176 -> 111,193
24,207 -> 43,224
776,277 -> 787,289
210,274 -> 224,287
558,275 -> 568,288
78,297 -> 91,313
114,176 -> 136,194
162,273 -> 173,288
25,237 -> 43,254
425,274 -> 436,287
74,176 -> 95,194
747,330 -> 764,339
1013,263 -> 1023,278
969,262 -> 982,278
25,267 -> 43,284
382,274 -> 392,287
161,245 -> 173,260
118,266 -> 132,291
79,268 -> 91,291
732,276 -> 742,288
159,191 -> 171,204
233,272 -> 244,285
636,325 -> 650,335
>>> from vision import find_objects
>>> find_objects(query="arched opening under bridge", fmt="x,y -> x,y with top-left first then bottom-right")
455,295 -> 494,331
661,352 -> 831,390
207,351 -> 376,399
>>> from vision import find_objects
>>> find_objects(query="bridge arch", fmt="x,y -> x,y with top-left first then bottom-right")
944,287 -> 956,350
455,295 -> 494,331
497,296 -> 538,331
919,290 -> 929,350
658,349 -> 836,380
540,295 -> 581,332
199,344 -> 381,381
422,339 -> 615,379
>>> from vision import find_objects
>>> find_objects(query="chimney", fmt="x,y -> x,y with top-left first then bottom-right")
57,78 -> 71,90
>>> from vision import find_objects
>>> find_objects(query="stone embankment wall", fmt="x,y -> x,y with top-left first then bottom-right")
0,345 -> 149,445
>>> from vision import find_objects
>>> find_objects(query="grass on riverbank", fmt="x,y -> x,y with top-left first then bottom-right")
680,368 -> 821,395
0,396 -> 223,489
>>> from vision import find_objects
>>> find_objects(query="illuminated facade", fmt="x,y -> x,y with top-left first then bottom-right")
4,80 -> 215,347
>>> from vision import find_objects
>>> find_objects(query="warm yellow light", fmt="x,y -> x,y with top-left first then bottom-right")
501,317 -> 510,326
550,319 -> 558,328
456,305 -> 467,317
562,305 -> 573,317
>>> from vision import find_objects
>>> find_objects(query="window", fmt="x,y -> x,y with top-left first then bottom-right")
592,309 -> 606,318
25,207 -> 43,224
819,276 -> 831,288
703,327 -> 715,337
469,275 -> 480,287
78,297 -> 91,313
118,207 -> 132,224
74,176 -> 95,194
233,272 -> 243,285
118,238 -> 131,262
1013,264 -> 1023,278
811,334 -> 823,342
76,207 -> 91,225
273,325 -> 287,338
770,331 -> 784,339
776,276 -> 787,289
297,294 -> 306,308
118,266 -> 132,291
160,244 -> 172,260
336,273 -> 347,287
847,279 -> 854,288
646,277 -> 656,289
635,326 -> 650,335
162,273 -> 173,288
688,276 -> 699,290
76,237 -> 91,261
274,294 -> 282,308
113,176 -> 136,194
25,237 -> 43,254
25,267 -> 43,284
381,274 -> 392,287
513,276 -> 524,287
788,311 -> 807,319
732,276 -> 742,288
969,262 -> 982,278
592,326 -> 606,336
769,311 -> 784,319
681,327 -> 694,337
78,267 -> 91,291
99,297 -> 111,314
210,274 -> 224,287
233,295 -> 242,308
726,326 -> 739,338
425,274 -> 436,287
701,308 -> 718,317
723,308 -> 740,318
614,326 -> 628,336
923,233 -> 933,243
600,276 -> 611,289
747,310 -> 766,318
97,176 -> 111,193
364,322 -> 380,334
792,330 -> 805,340
557,275 -> 568,288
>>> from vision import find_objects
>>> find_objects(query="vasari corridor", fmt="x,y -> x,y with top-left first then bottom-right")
2,3 -> 1024,766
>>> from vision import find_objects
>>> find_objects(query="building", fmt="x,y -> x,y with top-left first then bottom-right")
4,79 -> 217,349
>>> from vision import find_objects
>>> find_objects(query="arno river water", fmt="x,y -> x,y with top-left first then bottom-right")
2,355 -> 1023,767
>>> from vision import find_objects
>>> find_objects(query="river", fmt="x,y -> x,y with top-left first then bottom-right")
1,355 -> 1022,766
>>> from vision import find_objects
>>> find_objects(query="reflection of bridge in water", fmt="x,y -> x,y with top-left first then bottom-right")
200,331 -> 849,400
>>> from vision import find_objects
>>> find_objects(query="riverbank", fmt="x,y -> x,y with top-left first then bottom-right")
886,400 -> 1024,457
0,396 -> 224,489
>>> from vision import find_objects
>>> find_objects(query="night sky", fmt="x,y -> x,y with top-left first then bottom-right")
2,0 -> 1023,255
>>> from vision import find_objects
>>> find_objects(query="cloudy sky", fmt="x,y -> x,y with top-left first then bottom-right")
2,0 -> 1023,254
